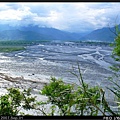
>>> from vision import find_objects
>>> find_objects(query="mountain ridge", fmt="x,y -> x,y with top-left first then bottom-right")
0,24 -> 119,42
79,25 -> 120,42
0,24 -> 86,41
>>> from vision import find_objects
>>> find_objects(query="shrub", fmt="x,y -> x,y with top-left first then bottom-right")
0,88 -> 36,115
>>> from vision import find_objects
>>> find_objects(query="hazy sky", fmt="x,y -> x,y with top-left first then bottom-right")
0,2 -> 120,33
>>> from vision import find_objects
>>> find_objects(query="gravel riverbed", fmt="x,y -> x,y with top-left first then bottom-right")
0,42 -> 119,115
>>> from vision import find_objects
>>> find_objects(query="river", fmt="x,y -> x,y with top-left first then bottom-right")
0,41 -> 118,115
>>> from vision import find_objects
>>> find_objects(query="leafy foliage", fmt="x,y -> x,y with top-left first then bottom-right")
0,88 -> 36,115
40,77 -> 75,115
40,67 -> 118,116
112,25 -> 120,62
107,24 -> 120,116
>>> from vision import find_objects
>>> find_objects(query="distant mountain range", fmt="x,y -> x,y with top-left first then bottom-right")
0,24 -> 119,42
0,24 -> 86,41
80,25 -> 120,42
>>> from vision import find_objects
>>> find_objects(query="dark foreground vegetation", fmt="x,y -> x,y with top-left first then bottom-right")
0,26 -> 120,116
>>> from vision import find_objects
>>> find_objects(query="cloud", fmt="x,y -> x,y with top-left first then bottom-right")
0,2 -> 120,32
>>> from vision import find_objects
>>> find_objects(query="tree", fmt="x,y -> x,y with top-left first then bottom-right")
107,24 -> 120,115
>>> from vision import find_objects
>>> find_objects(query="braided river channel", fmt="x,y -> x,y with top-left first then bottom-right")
0,41 -> 119,115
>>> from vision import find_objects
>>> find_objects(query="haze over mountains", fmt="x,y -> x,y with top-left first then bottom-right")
0,24 -> 118,42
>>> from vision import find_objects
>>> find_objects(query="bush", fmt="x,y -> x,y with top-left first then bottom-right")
0,88 -> 36,115
39,65 -> 118,116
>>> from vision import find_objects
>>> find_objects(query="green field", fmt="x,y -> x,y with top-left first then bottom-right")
0,46 -> 25,52
0,40 -> 49,52
0,40 -> 27,52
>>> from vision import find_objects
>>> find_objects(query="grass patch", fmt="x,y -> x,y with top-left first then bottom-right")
0,46 -> 25,52
0,40 -> 40,52
0,40 -> 50,52
0,40 -> 28,52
